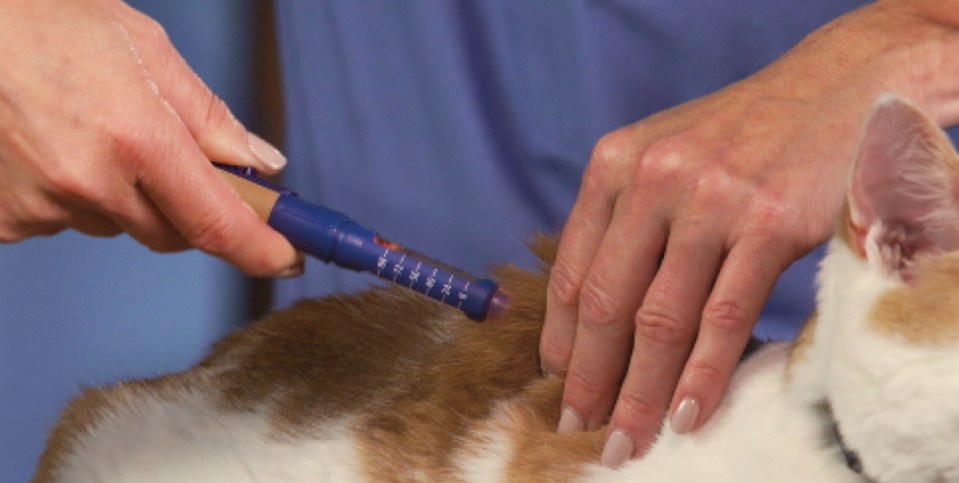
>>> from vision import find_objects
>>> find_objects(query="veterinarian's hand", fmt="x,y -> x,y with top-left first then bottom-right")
0,0 -> 299,276
540,0 -> 959,467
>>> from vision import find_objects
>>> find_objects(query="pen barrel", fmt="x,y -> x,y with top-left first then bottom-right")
269,194 -> 500,321
359,244 -> 501,321
217,165 -> 504,321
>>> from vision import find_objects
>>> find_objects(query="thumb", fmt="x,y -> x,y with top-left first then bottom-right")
117,5 -> 286,174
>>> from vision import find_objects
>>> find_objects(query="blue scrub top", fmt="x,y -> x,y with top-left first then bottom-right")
273,0 -> 868,338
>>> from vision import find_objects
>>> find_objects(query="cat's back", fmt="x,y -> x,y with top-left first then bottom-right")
34,369 -> 369,482
34,253 -> 555,483
33,287 -> 455,482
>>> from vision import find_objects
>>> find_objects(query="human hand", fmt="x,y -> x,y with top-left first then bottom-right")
539,0 -> 959,467
0,0 -> 299,276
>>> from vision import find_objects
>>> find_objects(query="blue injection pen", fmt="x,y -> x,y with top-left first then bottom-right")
216,163 -> 508,321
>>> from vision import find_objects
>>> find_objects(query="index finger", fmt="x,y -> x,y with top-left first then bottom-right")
541,132 -> 634,376
139,115 -> 299,276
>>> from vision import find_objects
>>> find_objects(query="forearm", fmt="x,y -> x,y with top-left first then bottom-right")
868,0 -> 959,124
768,0 -> 959,126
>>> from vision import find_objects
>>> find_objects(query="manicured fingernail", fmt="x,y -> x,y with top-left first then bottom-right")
669,397 -> 700,434
248,132 -> 286,171
557,406 -> 586,433
600,429 -> 634,468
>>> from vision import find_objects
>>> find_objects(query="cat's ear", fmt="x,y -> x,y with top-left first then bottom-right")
848,94 -> 959,279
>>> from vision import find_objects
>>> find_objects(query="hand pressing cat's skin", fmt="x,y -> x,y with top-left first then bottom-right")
0,0 -> 299,276
541,0 -> 959,465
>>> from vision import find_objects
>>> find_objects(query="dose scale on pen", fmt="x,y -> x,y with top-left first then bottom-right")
371,235 -> 496,316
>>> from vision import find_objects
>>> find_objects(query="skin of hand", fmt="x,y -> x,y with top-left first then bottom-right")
540,0 -> 959,467
0,0 -> 300,276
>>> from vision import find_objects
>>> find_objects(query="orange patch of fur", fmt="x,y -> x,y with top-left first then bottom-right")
869,252 -> 959,345
787,313 -> 819,376
499,378 -> 605,481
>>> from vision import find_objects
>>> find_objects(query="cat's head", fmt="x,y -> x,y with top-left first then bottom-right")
791,94 -> 959,482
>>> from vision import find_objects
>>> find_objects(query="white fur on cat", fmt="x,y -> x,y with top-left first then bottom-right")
795,223 -> 959,482
50,341 -> 859,483
51,380 -> 366,482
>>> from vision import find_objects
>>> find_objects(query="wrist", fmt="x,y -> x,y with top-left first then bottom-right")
751,1 -> 959,126
860,0 -> 959,125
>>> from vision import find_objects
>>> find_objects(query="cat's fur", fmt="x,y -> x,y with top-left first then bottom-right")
34,95 -> 959,482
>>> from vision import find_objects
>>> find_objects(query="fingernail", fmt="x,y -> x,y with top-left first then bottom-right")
248,132 -> 286,171
540,362 -> 560,380
600,429 -> 635,468
557,406 -> 586,433
278,263 -> 304,278
669,397 -> 700,434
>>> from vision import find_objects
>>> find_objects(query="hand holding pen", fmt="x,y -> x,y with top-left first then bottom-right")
0,0 -> 299,277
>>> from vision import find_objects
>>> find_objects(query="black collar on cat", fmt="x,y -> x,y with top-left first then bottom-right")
824,402 -> 875,481
830,420 -> 864,474
819,401 -> 872,482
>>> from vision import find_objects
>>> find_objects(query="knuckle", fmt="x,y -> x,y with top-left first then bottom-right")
685,358 -> 727,386
563,367 -> 607,410
632,136 -> 690,187
614,389 -> 667,425
103,122 -> 154,174
580,130 -> 638,197
702,299 -> 751,334
183,208 -> 240,256
689,167 -> 735,209
744,216 -> 799,251
590,130 -> 633,167
201,93 -> 236,132
634,308 -> 695,346
539,331 -> 572,373
578,278 -> 627,328
547,261 -> 582,310
751,197 -> 789,226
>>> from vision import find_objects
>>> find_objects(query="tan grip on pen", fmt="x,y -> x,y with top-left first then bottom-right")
217,169 -> 281,221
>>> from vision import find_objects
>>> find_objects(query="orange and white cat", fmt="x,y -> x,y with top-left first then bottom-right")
34,94 -> 959,482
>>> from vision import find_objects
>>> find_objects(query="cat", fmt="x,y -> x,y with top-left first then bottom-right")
33,94 -> 959,482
